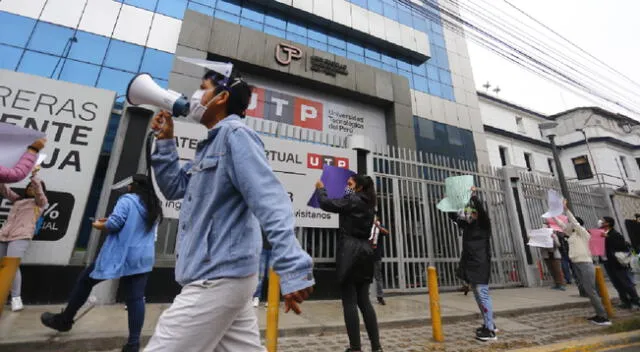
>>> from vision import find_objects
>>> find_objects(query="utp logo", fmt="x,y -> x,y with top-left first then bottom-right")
246,87 -> 323,131
307,153 -> 349,169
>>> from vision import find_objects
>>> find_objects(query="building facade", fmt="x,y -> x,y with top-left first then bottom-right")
0,0 -> 490,302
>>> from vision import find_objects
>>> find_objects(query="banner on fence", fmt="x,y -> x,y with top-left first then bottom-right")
436,175 -> 474,212
527,228 -> 554,248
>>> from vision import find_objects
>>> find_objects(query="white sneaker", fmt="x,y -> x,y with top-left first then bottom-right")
11,297 -> 24,312
252,297 -> 260,308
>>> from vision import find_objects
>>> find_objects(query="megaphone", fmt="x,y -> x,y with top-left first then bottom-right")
126,73 -> 190,117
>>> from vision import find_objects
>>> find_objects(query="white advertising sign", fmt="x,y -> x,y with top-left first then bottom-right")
0,69 -> 114,265
160,120 -> 356,228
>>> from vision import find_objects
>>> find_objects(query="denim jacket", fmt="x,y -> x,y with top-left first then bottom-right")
151,115 -> 314,294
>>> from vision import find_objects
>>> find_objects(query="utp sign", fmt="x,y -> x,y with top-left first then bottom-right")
307,153 -> 349,169
246,87 -> 323,131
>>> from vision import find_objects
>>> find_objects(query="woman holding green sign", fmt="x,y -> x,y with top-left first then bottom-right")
447,187 -> 497,342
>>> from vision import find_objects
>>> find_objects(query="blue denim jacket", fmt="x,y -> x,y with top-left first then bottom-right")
151,115 -> 314,294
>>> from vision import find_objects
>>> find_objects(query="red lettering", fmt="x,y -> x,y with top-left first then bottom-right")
245,87 -> 265,118
307,153 -> 323,169
294,97 -> 323,131
335,157 -> 349,169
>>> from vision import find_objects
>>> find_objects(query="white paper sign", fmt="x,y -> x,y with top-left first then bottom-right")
0,69 -> 115,265
158,120 -> 356,228
527,228 -> 554,248
542,189 -> 563,218
0,122 -> 46,169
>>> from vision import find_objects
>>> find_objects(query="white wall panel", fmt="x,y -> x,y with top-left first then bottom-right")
400,25 -> 417,52
40,0 -> 85,28
312,0 -> 332,20
0,0 -> 46,19
368,12 -> 386,40
275,0 -> 293,5
414,90 -> 432,119
113,5 -> 153,46
292,0 -> 313,13
430,95 -> 446,123
350,4 -> 369,34
79,0 -> 121,37
332,0 -> 351,27
383,17 -> 402,45
147,14 -> 181,53
415,30 -> 431,57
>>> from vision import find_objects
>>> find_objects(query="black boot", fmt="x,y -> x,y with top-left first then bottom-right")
41,311 -> 73,332
122,343 -> 140,352
377,297 -> 386,305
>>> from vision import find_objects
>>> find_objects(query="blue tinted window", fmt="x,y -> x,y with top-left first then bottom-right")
432,34 -> 445,47
365,48 -> 380,60
264,26 -> 285,38
383,3 -> 398,21
287,22 -> 306,36
327,46 -> 346,57
28,22 -> 74,56
398,9 -> 413,26
0,44 -> 22,70
214,10 -> 239,23
308,40 -> 327,52
97,68 -> 135,101
347,42 -> 364,55
217,0 -> 241,15
264,12 -> 286,29
412,61 -> 426,75
241,6 -> 264,22
157,0 -> 187,19
328,35 -> 346,49
240,18 -> 263,30
17,51 -> 59,77
285,32 -> 307,45
428,79 -> 441,96
382,63 -> 397,74
381,54 -> 396,65
398,69 -> 412,84
67,31 -> 109,65
397,60 -> 412,72
439,69 -> 452,85
104,40 -> 144,72
368,0 -> 383,14
432,22 -> 443,34
0,12 -> 36,47
308,28 -> 327,43
140,48 -> 173,80
351,0 -> 367,7
124,0 -> 157,11
412,15 -> 428,32
426,64 -> 438,80
364,57 -> 382,69
193,0 -> 216,6
187,2 -> 213,16
59,59 -> 100,86
347,52 -> 364,63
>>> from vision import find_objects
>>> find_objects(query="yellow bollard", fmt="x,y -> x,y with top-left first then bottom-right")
0,257 -> 21,315
595,265 -> 614,318
427,266 -> 444,342
265,268 -> 281,352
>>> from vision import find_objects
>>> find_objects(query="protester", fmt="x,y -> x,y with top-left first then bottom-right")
0,168 -> 47,312
316,174 -> 383,352
541,219 -> 566,291
253,229 -> 272,308
0,138 -> 46,183
554,201 -> 611,326
146,71 -> 314,351
370,215 -> 390,305
448,187 -> 497,341
41,174 -> 161,352
600,216 -> 640,310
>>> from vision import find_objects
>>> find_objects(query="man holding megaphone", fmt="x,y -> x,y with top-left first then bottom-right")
143,68 -> 315,352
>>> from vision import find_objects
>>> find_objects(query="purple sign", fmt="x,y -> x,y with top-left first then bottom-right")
307,165 -> 356,209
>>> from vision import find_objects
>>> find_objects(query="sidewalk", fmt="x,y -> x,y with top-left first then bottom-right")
0,283 -> 622,351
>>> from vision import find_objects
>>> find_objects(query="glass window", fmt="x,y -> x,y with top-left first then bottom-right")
215,10 -> 239,24
398,9 -> 413,26
240,18 -> 263,31
124,0 -> 158,11
17,50 -> 59,78
439,68 -> 452,85
426,64 -> 438,80
412,15 -> 428,32
548,158 -> 555,176
397,69 -> 412,84
432,34 -> 445,48
447,127 -> 462,146
396,59 -> 412,72
104,39 -> 144,73
156,0 -> 187,19
383,3 -> 398,21
572,156 -> 593,180
27,22 -> 75,56
364,57 -> 381,68
368,0 -> 383,14
308,40 -> 328,52
347,42 -> 364,55
140,48 -> 173,80
59,59 -> 100,86
67,31 -> 109,65
382,63 -> 397,73
241,6 -> 265,23
264,26 -> 285,38
285,32 -> 307,45
418,118 -> 435,139
308,28 -> 327,43
428,79 -> 441,96
441,84 -> 453,100
347,52 -> 364,63
412,61 -> 426,75
0,44 -> 22,70
0,12 -> 36,47
499,147 -> 509,166
524,153 -> 533,171
264,12 -> 286,29
351,0 -> 367,7
193,0 -> 216,6
217,0 -> 241,15
364,48 -> 380,60
96,68 -> 135,101
187,2 -> 214,16
328,35 -> 346,49
432,22 -> 443,34
327,46 -> 346,57
413,75 -> 428,92
287,22 -> 307,36
381,54 -> 396,65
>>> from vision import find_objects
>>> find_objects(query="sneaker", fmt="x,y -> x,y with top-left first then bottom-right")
618,302 -> 632,310
475,327 -> 497,341
586,315 -> 599,321
377,297 -> 386,305
11,297 -> 23,312
40,311 -> 73,332
551,285 -> 566,291
122,343 -> 140,352
252,297 -> 260,308
476,324 -> 499,333
589,316 -> 612,326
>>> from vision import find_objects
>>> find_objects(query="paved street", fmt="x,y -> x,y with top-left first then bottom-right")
89,306 -> 638,352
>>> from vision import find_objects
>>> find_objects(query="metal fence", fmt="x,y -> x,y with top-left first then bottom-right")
373,146 -> 525,292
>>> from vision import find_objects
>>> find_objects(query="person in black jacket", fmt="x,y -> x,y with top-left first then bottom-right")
448,188 -> 496,342
316,174 -> 382,352
600,216 -> 640,309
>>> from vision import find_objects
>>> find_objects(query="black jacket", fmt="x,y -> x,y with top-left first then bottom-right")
318,188 -> 375,284
605,228 -> 628,269
449,196 -> 492,285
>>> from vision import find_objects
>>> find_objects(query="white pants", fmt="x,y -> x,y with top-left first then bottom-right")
144,275 -> 265,352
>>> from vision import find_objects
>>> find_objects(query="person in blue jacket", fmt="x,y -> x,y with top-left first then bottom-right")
144,71 -> 314,352
40,174 -> 162,352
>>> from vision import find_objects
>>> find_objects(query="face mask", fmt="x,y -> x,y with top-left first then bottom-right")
344,186 -> 355,196
597,219 -> 604,228
187,89 -> 221,124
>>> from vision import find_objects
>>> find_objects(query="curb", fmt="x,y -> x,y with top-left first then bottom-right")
1,301 -> 594,352
508,330 -> 640,352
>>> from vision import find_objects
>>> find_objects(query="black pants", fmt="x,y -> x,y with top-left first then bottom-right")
604,261 -> 639,305
341,280 -> 381,351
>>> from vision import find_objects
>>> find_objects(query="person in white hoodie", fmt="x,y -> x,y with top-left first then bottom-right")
554,200 -> 611,326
